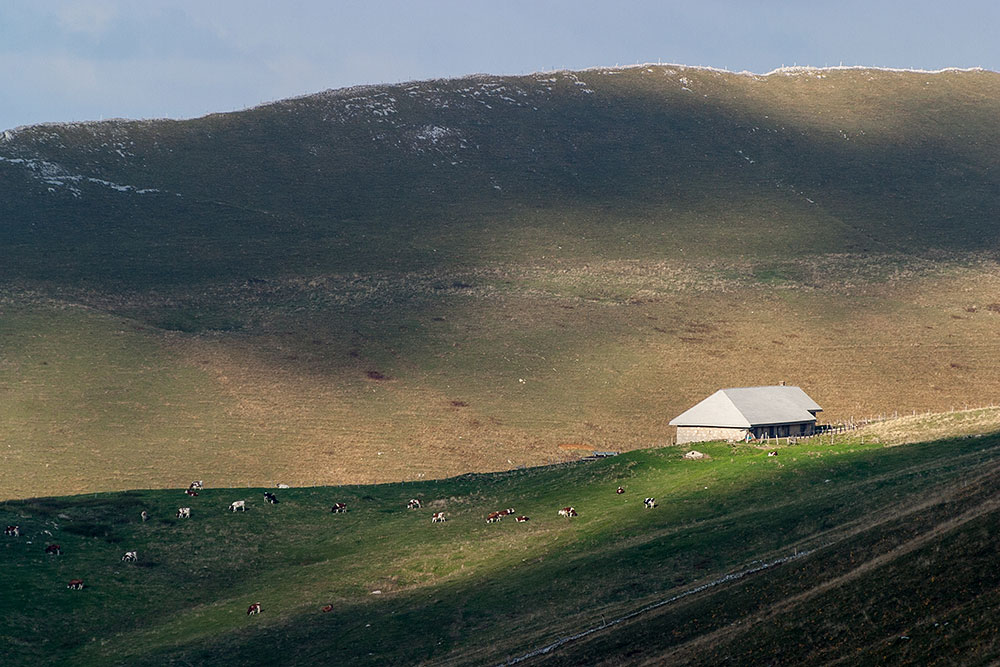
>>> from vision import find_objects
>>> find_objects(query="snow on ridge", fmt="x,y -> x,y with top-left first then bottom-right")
0,155 -> 160,197
574,62 -> 991,78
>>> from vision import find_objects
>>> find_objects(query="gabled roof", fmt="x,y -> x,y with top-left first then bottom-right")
669,386 -> 821,428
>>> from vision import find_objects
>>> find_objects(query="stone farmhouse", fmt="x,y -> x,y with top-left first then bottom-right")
670,385 -> 822,445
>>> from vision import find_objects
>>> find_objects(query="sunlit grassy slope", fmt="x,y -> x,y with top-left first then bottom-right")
2,425 -> 999,665
3,65 -> 1000,497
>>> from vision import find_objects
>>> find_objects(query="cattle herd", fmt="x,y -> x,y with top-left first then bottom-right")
3,477 -> 661,618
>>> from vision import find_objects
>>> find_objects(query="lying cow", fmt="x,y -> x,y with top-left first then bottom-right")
321,604 -> 334,613
185,489 -> 199,497
558,507 -> 578,518
122,550 -> 137,562
644,497 -> 656,509
276,483 -> 290,489
177,507 -> 191,519
4,525 -> 19,537
330,503 -> 347,513
431,512 -> 447,523
247,602 -> 262,616
229,500 -> 246,512
45,544 -> 62,555
263,492 -> 278,504
515,515 -> 530,522
616,486 -> 625,494
407,499 -> 421,510
499,508 -> 515,516
67,579 -> 84,590
767,450 -> 778,457
190,480 -> 204,490
486,511 -> 503,524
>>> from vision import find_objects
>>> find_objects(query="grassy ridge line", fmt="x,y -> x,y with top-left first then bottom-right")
3,429 -> 999,665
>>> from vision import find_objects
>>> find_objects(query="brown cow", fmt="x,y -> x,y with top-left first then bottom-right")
321,604 -> 334,613
247,602 -> 262,616
45,544 -> 62,555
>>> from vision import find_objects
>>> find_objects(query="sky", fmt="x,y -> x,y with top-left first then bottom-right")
2,1 -> 998,131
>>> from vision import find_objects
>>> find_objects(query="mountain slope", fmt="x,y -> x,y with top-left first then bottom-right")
3,66 -> 1000,497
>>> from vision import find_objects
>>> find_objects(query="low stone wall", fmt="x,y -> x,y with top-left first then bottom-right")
676,426 -> 749,445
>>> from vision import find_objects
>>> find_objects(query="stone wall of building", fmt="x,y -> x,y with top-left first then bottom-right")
676,426 -> 750,445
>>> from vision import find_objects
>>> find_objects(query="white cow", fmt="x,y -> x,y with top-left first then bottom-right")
229,500 -> 246,512
276,483 -> 291,489
177,507 -> 191,519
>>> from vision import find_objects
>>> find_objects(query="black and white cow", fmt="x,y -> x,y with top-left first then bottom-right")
4,525 -> 19,537
263,492 -> 278,504
176,507 -> 191,519
431,512 -> 447,523
229,500 -> 246,512
644,497 -> 656,509
122,550 -> 138,562
67,579 -> 85,590
247,602 -> 262,616
330,503 -> 347,513
185,488 -> 199,497
407,498 -> 421,510
190,480 -> 204,490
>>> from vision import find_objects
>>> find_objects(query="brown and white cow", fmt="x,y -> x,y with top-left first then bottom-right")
644,497 -> 656,509
321,604 -> 334,613
499,508 -> 515,516
229,500 -> 246,512
407,499 -> 421,509
431,512 -> 447,523
330,503 -> 347,513
140,511 -> 149,522
122,550 -> 138,562
558,507 -> 578,518
67,579 -> 85,590
185,489 -> 199,497
515,515 -> 530,522
767,450 -> 778,457
616,486 -> 625,494
247,602 -> 262,616
486,511 -> 503,524
4,525 -> 19,537
45,544 -> 62,555
177,507 -> 191,519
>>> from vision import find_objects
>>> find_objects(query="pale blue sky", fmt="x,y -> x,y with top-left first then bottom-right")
2,1 -> 998,130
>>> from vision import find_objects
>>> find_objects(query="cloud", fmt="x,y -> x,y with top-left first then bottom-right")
55,1 -> 119,37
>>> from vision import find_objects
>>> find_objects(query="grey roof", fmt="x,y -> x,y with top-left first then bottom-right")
669,386 -> 821,428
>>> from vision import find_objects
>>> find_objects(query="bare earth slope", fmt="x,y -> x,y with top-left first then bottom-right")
3,66 -> 1000,498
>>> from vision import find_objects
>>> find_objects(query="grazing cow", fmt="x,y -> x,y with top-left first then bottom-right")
247,602 -> 262,616
229,500 -> 246,512
45,544 -> 62,555
263,492 -> 278,504
140,511 -> 148,522
321,604 -> 334,613
616,486 -> 625,494
122,551 -> 137,562
330,503 -> 347,513
558,507 -> 578,518
486,511 -> 503,524
515,515 -> 530,522
276,483 -> 290,489
176,507 -> 191,519
644,497 -> 656,509
431,512 -> 447,523
767,450 -> 778,457
407,498 -> 421,510
190,480 -> 204,490
4,525 -> 19,537
67,579 -> 84,590
185,489 -> 199,497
